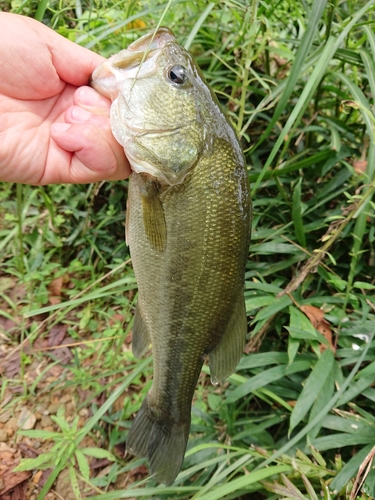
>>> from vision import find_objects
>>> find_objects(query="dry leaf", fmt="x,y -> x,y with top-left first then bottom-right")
32,470 -> 43,485
353,160 -> 367,175
350,444 -> 375,500
47,276 -> 63,305
17,409 -> 36,431
90,458 -> 112,471
109,313 -> 125,326
0,470 -> 30,497
0,352 -> 20,379
38,468 -> 53,488
48,324 -> 68,347
32,336 -> 48,351
127,464 -> 148,479
300,305 -> 335,352
47,364 -> 64,378
49,346 -> 73,364
0,318 -> 18,335
47,275 -> 69,305
17,443 -> 40,459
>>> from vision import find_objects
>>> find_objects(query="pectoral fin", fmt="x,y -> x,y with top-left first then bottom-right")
125,197 -> 130,246
209,294 -> 247,384
132,303 -> 151,358
141,178 -> 167,252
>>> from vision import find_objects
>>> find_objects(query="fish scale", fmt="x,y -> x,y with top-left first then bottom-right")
91,28 -> 251,485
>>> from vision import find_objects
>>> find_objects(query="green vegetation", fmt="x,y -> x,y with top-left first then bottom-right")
1,0 -> 375,498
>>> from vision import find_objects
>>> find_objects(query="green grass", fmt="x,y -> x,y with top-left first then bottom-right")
1,0 -> 375,498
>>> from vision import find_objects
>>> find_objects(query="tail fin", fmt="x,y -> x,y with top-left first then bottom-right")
126,398 -> 190,485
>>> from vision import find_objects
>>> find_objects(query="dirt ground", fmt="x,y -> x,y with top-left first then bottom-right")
0,313 -> 147,499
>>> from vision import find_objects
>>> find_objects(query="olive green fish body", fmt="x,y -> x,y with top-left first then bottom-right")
127,139 -> 249,483
91,28 -> 251,485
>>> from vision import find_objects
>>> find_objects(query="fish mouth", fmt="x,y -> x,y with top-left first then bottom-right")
91,27 -> 176,99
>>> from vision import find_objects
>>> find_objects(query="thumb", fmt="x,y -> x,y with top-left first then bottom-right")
46,122 -> 130,184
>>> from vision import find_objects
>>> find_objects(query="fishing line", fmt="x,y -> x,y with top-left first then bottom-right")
130,0 -> 175,92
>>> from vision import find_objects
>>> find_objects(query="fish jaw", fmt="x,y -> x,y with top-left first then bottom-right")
90,28 -> 175,100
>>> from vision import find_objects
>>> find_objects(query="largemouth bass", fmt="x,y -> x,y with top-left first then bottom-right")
91,28 -> 251,485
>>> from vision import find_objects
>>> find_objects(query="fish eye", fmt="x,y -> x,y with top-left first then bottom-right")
167,65 -> 187,85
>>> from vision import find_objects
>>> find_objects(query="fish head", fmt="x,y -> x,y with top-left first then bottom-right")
91,28 -> 215,185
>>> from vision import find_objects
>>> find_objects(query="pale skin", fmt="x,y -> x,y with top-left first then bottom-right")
0,13 -> 131,185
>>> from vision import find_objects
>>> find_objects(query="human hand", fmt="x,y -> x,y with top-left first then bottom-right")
0,13 -> 130,184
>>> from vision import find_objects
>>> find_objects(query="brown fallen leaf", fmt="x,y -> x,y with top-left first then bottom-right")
48,276 -> 63,305
127,464 -> 148,479
352,135 -> 369,176
0,482 -> 28,500
46,364 -> 64,378
47,275 -> 69,305
114,442 -> 126,457
47,324 -> 68,347
0,468 -> 31,496
109,313 -> 126,326
0,318 -> 18,335
0,443 -> 16,454
300,305 -> 335,352
0,352 -> 20,379
49,337 -> 74,363
95,391 -> 107,406
353,159 -> 368,175
38,468 -> 53,488
31,335 -> 48,351
17,443 -> 41,459
32,470 -> 43,485
90,458 -> 112,470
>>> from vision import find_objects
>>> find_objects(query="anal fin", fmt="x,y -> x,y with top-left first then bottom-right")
132,303 -> 151,358
209,294 -> 247,384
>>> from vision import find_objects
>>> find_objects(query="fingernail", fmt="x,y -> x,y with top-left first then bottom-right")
77,86 -> 101,105
51,123 -> 71,133
71,107 -> 92,122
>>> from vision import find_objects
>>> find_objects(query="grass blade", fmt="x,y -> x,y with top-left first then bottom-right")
184,3 -> 215,50
226,361 -> 311,404
250,0 -> 328,156
289,348 -> 335,433
292,178 -> 307,247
